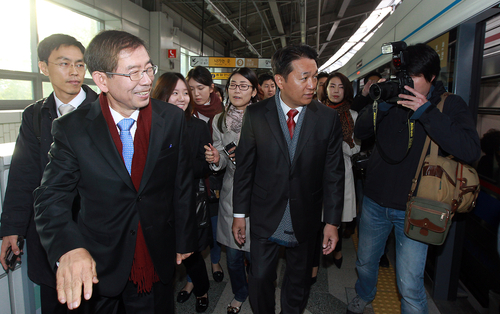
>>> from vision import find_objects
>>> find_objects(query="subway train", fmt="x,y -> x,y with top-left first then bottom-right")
1,0 -> 500,313
338,0 -> 500,311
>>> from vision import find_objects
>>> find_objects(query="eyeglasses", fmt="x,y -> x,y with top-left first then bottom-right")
106,65 -> 158,81
228,83 -> 251,91
48,61 -> 86,71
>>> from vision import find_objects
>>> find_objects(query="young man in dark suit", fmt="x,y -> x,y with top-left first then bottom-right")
33,30 -> 197,313
232,45 -> 345,314
0,34 -> 97,314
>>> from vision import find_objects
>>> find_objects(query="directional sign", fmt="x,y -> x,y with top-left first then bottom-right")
209,58 -> 235,67
211,72 -> 232,80
190,56 -> 272,69
258,59 -> 272,69
190,56 -> 209,67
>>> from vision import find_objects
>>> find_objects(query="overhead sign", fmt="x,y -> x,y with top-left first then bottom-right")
190,56 -> 272,69
190,57 -> 209,67
211,72 -> 232,80
209,58 -> 236,67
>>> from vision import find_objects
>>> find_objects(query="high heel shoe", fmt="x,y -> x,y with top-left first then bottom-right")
333,256 -> 343,269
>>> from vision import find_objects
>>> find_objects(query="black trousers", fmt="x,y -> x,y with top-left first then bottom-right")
74,279 -> 174,314
182,251 -> 210,296
39,283 -> 68,314
248,233 -> 315,314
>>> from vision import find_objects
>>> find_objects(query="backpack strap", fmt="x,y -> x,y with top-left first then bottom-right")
32,100 -> 43,143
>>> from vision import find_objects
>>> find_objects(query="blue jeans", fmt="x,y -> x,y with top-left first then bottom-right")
187,215 -> 222,283
355,196 -> 429,314
226,247 -> 250,302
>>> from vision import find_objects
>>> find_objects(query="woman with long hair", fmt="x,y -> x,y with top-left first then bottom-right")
322,72 -> 360,267
152,72 -> 212,313
186,66 -> 225,284
204,67 -> 259,314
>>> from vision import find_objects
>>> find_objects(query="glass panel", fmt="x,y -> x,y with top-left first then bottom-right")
37,0 -> 100,79
36,0 -> 100,49
0,79 -> 33,100
88,85 -> 100,94
0,0 -> 31,72
42,81 -> 53,98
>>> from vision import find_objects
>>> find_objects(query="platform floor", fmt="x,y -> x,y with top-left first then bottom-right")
173,233 -> 481,314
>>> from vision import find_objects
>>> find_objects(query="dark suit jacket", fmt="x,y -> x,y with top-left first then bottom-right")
233,96 -> 345,243
33,98 -> 197,297
187,116 -> 212,181
0,85 -> 97,287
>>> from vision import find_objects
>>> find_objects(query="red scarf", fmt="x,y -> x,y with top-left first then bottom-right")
99,93 -> 159,294
325,99 -> 355,148
192,92 -> 223,134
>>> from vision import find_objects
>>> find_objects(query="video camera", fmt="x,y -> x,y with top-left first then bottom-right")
369,41 -> 414,104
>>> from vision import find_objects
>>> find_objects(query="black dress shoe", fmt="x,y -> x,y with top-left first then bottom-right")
196,296 -> 209,313
176,290 -> 192,303
333,256 -> 343,269
212,264 -> 224,282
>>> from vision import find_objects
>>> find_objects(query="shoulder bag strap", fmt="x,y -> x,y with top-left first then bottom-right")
408,92 -> 450,201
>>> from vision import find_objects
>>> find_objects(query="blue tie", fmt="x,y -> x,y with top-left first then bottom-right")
117,118 -> 135,175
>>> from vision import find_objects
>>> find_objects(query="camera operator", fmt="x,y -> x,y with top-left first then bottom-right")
346,43 -> 480,314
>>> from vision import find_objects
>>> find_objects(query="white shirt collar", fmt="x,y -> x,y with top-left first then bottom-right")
278,91 -> 303,123
109,106 -> 140,139
54,88 -> 87,117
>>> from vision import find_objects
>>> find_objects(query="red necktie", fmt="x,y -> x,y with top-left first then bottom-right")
287,109 -> 299,138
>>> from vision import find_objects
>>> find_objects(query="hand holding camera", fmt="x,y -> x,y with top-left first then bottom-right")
396,85 -> 429,111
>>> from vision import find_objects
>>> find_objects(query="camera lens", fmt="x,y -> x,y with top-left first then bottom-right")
369,81 -> 399,102
369,84 -> 382,100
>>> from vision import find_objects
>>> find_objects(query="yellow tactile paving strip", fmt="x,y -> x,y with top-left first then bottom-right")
352,232 -> 402,314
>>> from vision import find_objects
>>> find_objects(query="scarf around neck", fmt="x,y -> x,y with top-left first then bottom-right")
325,99 -> 355,148
225,104 -> 246,136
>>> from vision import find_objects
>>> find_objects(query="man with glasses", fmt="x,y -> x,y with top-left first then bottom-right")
0,34 -> 97,314
33,30 -> 197,313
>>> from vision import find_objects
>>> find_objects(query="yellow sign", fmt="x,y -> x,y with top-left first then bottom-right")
211,72 -> 232,80
428,32 -> 449,69
209,58 -> 235,67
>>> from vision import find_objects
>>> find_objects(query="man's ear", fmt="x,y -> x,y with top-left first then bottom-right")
92,71 -> 109,93
430,75 -> 436,83
275,74 -> 285,90
38,61 -> 49,77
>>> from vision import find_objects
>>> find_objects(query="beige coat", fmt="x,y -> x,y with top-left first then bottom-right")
210,113 -> 251,252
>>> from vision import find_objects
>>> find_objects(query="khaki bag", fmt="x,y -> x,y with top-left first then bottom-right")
404,93 -> 480,245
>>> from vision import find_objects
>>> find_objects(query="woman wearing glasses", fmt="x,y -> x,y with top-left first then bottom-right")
204,68 -> 259,314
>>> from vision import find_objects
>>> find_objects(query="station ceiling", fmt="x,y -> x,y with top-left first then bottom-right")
160,0 -> 382,67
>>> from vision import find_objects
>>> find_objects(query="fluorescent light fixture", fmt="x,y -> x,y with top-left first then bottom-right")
319,0 -> 402,73
233,29 -> 246,43
205,0 -> 261,58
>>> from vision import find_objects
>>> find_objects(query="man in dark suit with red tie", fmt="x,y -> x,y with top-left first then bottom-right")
33,30 -> 197,313
232,44 -> 345,313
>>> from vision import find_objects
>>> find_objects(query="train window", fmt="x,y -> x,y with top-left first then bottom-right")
36,0 -> 100,50
0,79 -> 33,101
0,0 -> 32,72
